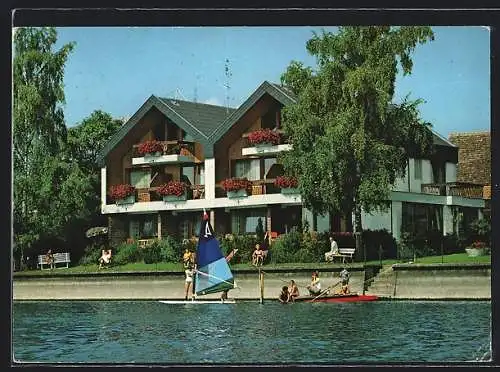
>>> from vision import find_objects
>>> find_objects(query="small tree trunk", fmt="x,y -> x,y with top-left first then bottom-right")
354,204 -> 364,263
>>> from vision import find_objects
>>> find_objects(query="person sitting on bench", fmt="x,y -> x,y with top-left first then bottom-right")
324,237 -> 340,262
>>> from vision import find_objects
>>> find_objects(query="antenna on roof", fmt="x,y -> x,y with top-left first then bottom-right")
175,88 -> 187,102
224,58 -> 232,114
193,74 -> 199,103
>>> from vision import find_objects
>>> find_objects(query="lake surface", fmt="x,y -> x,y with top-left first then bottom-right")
12,300 -> 491,365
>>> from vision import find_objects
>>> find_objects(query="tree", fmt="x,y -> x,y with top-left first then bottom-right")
279,26 -> 435,257
13,27 -> 75,268
255,217 -> 265,243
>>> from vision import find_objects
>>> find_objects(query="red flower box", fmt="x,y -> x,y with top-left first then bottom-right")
109,184 -> 136,201
157,181 -> 187,197
247,129 -> 281,146
471,241 -> 487,249
274,176 -> 298,189
221,178 -> 252,192
137,140 -> 164,156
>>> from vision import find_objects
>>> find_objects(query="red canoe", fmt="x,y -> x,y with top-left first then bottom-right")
293,293 -> 379,303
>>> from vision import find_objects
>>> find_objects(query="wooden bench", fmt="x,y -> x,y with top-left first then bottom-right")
37,252 -> 71,270
325,248 -> 355,264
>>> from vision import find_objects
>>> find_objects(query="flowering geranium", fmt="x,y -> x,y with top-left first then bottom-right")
137,140 -> 163,156
470,241 -> 487,249
221,178 -> 252,192
247,129 -> 281,146
157,181 -> 187,197
274,175 -> 298,189
109,184 -> 136,201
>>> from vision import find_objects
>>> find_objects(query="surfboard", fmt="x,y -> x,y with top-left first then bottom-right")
158,299 -> 236,304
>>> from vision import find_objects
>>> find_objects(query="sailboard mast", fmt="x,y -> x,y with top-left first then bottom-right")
194,210 -> 235,297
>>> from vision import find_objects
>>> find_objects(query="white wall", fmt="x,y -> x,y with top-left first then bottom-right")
392,163 -> 409,192
391,201 -> 403,241
361,208 -> 392,233
204,158 -> 216,200
443,205 -> 454,236
316,212 -> 330,233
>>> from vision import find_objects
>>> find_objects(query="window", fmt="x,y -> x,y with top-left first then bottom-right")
181,165 -> 204,185
129,215 -> 157,239
179,213 -> 202,239
264,158 -> 277,179
234,159 -> 260,180
231,209 -> 266,234
414,159 -> 422,180
130,170 -> 151,188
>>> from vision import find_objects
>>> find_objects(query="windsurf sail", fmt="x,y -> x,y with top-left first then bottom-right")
194,212 -> 235,296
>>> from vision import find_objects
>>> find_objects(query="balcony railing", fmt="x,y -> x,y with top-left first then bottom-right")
242,129 -> 289,148
421,182 -> 484,199
132,140 -> 195,158
215,179 -> 289,198
108,184 -> 205,204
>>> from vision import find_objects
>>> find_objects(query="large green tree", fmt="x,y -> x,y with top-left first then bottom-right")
279,26 -> 435,258
13,27 -> 75,266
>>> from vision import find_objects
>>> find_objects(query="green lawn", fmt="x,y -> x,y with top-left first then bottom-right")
13,253 -> 490,277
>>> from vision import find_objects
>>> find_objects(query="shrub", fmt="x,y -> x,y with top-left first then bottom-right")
270,229 -> 302,263
143,240 -> 162,264
232,234 -> 259,263
109,184 -> 135,201
247,129 -> 281,145
469,217 -> 491,246
137,140 -> 163,156
293,248 -> 315,263
158,236 -> 182,262
79,244 -> 104,266
114,241 -> 142,265
362,229 -> 398,260
157,181 -> 188,197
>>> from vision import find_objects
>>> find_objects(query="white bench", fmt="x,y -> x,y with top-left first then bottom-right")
37,252 -> 71,270
325,248 -> 355,263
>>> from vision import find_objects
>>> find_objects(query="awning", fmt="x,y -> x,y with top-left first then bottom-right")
85,226 -> 109,238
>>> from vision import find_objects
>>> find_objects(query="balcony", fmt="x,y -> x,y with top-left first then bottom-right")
131,140 -> 196,166
107,184 -> 205,205
421,182 -> 484,199
241,129 -> 292,156
215,179 -> 297,198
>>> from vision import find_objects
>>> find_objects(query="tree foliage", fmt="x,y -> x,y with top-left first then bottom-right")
13,28 -> 123,269
279,26 -> 435,251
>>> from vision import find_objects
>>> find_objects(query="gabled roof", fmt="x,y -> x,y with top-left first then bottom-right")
97,95 -> 235,166
157,97 -> 236,138
208,81 -> 297,143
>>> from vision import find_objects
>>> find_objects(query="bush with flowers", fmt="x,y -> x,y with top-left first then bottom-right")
109,184 -> 136,201
247,129 -> 281,146
157,181 -> 188,197
137,140 -> 164,156
221,178 -> 252,192
274,175 -> 298,189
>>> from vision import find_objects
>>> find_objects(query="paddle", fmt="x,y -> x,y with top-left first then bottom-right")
311,280 -> 342,302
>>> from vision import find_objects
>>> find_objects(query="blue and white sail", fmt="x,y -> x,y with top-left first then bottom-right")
195,213 -> 235,295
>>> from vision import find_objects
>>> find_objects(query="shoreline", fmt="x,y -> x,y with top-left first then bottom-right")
13,263 -> 491,301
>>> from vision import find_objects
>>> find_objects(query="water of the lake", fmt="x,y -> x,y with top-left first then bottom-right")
12,300 -> 491,365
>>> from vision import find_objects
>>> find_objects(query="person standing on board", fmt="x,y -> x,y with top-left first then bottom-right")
306,271 -> 321,295
220,248 -> 238,301
339,267 -> 350,294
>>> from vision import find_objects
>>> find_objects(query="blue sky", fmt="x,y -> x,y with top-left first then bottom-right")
55,26 -> 490,138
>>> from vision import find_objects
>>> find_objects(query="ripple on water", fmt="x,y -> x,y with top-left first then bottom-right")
12,300 -> 491,364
